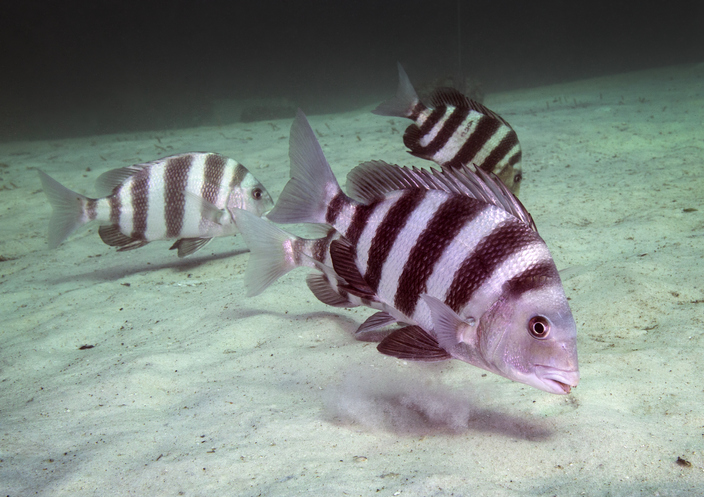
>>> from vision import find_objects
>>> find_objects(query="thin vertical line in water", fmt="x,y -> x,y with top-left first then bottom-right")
456,0 -> 463,89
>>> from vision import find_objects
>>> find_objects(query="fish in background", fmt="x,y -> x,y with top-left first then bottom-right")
373,63 -> 524,196
246,110 -> 578,394
38,152 -> 273,257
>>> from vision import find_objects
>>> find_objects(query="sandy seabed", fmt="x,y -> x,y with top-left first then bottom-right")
1,63 -> 703,496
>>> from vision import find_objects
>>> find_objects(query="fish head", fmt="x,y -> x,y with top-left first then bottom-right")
495,163 -> 522,197
478,282 -> 579,394
226,171 -> 274,218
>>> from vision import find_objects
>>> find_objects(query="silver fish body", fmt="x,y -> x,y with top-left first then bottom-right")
39,152 -> 273,257
263,110 -> 578,394
373,63 -> 523,195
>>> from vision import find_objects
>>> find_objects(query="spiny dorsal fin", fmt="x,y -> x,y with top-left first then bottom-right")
429,87 -> 513,128
346,161 -> 536,232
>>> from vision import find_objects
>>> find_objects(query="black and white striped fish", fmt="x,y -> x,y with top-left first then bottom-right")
261,110 -> 578,394
235,159 -> 537,336
373,63 -> 523,196
39,152 -> 274,257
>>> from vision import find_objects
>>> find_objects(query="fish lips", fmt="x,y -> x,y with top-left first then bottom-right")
533,365 -> 580,395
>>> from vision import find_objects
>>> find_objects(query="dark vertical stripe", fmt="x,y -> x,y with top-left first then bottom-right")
341,198 -> 382,246
109,186 -> 121,225
503,260 -> 560,299
86,199 -> 98,221
445,115 -> 501,170
417,107 -> 445,134
365,189 -> 427,292
416,106 -> 470,158
477,130 -> 520,173
292,238 -> 305,266
408,102 -> 426,121
325,192 -> 346,225
229,162 -> 248,189
313,229 -> 337,263
201,153 -> 226,204
444,220 -> 538,313
130,170 -> 150,239
394,196 -> 485,316
164,154 -> 192,237
509,149 -> 522,166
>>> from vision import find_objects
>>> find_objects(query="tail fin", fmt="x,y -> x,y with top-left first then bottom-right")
234,209 -> 304,296
372,62 -> 420,118
267,109 -> 343,225
38,170 -> 90,248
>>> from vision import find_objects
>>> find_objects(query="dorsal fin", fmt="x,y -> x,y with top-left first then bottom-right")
346,161 -> 536,231
94,165 -> 149,197
346,160 -> 455,202
429,87 -> 513,128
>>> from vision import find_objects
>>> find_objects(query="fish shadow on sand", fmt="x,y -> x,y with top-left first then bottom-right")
323,367 -> 555,441
233,307 -> 555,441
231,307 -> 363,335
47,248 -> 249,284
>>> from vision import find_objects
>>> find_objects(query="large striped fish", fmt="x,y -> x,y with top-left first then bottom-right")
235,160 -> 537,335
261,110 -> 578,394
39,152 -> 273,257
373,63 -> 523,196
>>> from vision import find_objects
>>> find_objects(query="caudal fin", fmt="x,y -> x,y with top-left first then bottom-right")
234,209 -> 303,296
38,170 -> 90,248
267,109 -> 342,225
371,62 -> 420,118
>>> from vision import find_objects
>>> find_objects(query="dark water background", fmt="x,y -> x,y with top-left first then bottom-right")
2,0 -> 702,141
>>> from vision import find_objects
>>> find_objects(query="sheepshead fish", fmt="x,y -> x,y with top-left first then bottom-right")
235,159 -> 537,335
263,110 -> 578,394
39,152 -> 273,257
373,63 -> 523,196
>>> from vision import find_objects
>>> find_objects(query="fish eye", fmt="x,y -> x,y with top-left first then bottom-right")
528,316 -> 550,339
513,173 -> 522,184
251,188 -> 263,200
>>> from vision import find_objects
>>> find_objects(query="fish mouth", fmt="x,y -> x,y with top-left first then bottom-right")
535,366 -> 580,395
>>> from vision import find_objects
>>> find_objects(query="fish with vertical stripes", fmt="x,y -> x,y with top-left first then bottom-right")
38,152 -> 273,257
373,63 -> 524,196
256,110 -> 578,394
234,159 -> 536,335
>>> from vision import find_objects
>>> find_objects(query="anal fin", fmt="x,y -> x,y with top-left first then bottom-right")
377,325 -> 451,362
99,225 -> 149,251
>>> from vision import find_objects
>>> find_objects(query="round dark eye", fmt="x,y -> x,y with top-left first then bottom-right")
528,316 -> 550,339
251,188 -> 262,200
513,173 -> 522,184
